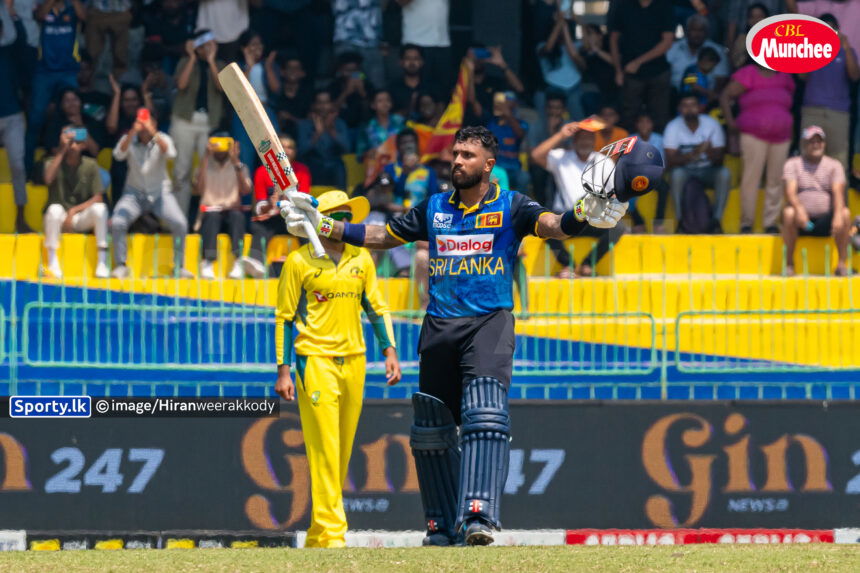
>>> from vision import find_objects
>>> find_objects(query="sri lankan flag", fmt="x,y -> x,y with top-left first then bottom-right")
417,59 -> 471,162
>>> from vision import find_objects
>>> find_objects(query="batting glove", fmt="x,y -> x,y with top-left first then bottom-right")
279,191 -> 335,238
574,195 -> 628,229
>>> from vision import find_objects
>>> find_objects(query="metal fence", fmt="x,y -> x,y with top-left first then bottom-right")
2,271 -> 860,400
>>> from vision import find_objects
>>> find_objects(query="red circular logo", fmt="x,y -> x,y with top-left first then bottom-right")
746,15 -> 840,74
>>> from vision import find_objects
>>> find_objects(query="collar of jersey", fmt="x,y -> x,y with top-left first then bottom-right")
448,183 -> 500,214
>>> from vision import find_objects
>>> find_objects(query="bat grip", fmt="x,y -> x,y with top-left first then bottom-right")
305,222 -> 327,258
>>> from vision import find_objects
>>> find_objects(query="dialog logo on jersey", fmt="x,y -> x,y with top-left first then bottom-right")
435,234 -> 494,256
746,14 -> 839,74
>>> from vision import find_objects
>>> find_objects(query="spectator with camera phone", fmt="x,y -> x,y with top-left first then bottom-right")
194,133 -> 251,280
110,108 -> 192,279
42,125 -> 110,279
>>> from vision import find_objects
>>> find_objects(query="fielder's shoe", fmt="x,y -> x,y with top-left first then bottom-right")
200,260 -> 215,280
463,519 -> 494,546
111,265 -> 130,279
228,260 -> 245,279
242,256 -> 266,279
94,261 -> 110,278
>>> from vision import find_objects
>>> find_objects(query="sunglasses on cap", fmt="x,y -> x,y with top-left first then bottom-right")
327,211 -> 353,222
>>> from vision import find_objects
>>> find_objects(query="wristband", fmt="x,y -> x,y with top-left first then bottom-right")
573,198 -> 587,222
341,221 -> 366,246
317,216 -> 335,238
560,209 -> 581,235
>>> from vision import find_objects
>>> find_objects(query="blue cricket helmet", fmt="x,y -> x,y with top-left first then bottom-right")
581,136 -> 664,203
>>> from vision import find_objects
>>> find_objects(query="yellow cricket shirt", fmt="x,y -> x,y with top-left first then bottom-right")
275,243 -> 396,364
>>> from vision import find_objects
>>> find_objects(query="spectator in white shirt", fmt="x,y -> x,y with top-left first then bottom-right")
110,111 -> 192,278
399,0 -> 452,91
531,122 -> 626,277
664,93 -> 730,233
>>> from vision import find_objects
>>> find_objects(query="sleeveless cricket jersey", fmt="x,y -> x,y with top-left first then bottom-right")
386,184 -> 549,318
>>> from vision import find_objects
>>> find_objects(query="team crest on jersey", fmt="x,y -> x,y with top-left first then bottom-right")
476,212 -> 503,229
433,213 -> 453,229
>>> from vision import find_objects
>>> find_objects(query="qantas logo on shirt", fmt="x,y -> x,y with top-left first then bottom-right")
435,234 -> 494,256
312,290 -> 361,302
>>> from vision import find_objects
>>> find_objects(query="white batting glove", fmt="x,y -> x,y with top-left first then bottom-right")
278,191 -> 335,238
574,195 -> 628,229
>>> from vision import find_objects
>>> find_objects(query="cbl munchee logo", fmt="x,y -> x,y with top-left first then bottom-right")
746,14 -> 840,74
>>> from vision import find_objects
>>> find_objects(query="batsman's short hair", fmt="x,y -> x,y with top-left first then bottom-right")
454,126 -> 499,158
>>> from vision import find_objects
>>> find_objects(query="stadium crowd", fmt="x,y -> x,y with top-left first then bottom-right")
1,0 -> 860,278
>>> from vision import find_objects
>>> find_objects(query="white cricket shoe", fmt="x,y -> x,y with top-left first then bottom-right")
200,260 -> 215,280
228,260 -> 244,279
242,256 -> 266,279
94,262 -> 110,278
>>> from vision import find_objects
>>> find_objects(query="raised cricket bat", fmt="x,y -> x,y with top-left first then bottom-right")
218,63 -> 326,258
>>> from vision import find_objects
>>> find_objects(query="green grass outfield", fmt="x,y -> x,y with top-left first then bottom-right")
1,545 -> 859,573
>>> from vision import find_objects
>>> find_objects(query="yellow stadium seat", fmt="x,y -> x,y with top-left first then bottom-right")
343,153 -> 364,191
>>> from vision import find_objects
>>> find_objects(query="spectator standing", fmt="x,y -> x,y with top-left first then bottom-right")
110,111 -> 191,278
143,0 -> 196,75
536,9 -> 586,122
170,30 -> 224,217
195,0 -> 248,63
42,126 -> 109,278
667,14 -> 729,96
333,0 -> 385,89
387,44 -> 429,117
85,0 -> 132,79
608,0 -> 674,131
25,0 -> 86,177
788,0 -> 860,183
799,13 -> 859,175
466,46 -> 525,125
296,90 -> 350,188
580,23 -> 617,116
398,0 -> 451,91
729,2 -> 769,69
0,24 -> 29,232
782,126 -> 852,276
726,0 -> 783,49
664,94 -> 730,233
329,51 -> 373,144
721,63 -> 794,233
246,135 -> 310,278
195,136 -> 251,279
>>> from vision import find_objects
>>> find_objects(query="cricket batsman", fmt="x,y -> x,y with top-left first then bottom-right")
274,190 -> 402,548
279,126 -> 663,545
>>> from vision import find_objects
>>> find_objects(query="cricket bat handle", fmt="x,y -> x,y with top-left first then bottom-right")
278,198 -> 327,257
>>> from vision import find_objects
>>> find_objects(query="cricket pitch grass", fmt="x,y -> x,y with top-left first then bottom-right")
1,545 -> 859,573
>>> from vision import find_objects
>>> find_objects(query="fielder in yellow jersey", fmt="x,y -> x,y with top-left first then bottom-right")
274,190 -> 401,548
